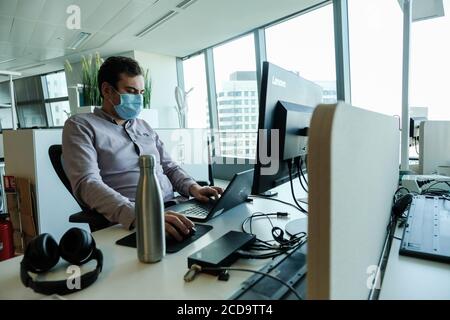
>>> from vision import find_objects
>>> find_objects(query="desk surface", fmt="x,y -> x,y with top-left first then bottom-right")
0,180 -> 307,300
379,222 -> 450,300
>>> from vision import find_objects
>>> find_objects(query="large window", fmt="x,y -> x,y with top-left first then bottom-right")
42,71 -> 71,126
12,70 -> 70,128
265,3 -> 337,103
0,81 -> 13,129
182,53 -> 209,128
213,34 -> 258,159
348,0 -> 403,116
410,0 -> 450,120
15,76 -> 48,128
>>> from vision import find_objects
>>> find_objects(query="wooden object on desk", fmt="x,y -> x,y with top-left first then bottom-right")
419,121 -> 450,174
307,103 -> 400,299
4,176 -> 37,253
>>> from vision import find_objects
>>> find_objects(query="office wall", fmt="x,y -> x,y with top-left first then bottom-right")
132,50 -> 179,128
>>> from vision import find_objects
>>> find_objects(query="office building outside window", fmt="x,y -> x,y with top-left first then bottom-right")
213,34 -> 258,159
265,3 -> 337,104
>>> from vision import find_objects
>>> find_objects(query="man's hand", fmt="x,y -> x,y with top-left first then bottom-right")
189,184 -> 224,202
165,211 -> 194,242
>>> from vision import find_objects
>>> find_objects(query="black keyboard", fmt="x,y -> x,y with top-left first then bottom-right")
180,205 -> 209,218
400,195 -> 450,263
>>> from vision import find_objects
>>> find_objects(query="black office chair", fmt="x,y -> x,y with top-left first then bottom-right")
48,145 -> 114,232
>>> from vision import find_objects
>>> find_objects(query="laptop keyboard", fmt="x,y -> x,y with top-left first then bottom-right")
180,205 -> 209,218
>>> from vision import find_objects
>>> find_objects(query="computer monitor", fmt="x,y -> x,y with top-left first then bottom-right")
252,61 -> 322,195
409,116 -> 427,139
419,120 -> 450,174
252,62 -> 323,235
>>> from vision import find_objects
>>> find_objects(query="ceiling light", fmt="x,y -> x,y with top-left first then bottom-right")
0,58 -> 16,64
176,0 -> 198,9
135,11 -> 178,37
68,32 -> 92,50
13,63 -> 46,72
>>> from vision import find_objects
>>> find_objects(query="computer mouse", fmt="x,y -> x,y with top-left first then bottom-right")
185,227 -> 197,238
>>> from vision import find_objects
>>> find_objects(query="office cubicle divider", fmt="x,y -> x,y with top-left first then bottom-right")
307,103 -> 400,299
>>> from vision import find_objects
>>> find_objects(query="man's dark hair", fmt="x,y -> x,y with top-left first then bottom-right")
97,56 -> 143,98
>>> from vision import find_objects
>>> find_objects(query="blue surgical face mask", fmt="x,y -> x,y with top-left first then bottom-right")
109,86 -> 143,120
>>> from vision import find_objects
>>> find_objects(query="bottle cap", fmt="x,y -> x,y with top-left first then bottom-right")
139,155 -> 155,168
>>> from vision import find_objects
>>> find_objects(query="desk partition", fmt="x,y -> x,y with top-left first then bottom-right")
307,103 -> 400,299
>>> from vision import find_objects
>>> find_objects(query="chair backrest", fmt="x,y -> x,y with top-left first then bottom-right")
48,145 -> 71,193
48,144 -> 86,210
48,144 -> 114,232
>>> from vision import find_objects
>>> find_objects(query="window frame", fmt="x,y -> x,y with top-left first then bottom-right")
176,0 -> 350,179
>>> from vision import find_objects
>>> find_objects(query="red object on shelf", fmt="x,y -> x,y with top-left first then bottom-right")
0,214 -> 14,261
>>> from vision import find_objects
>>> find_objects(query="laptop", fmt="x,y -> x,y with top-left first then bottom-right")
167,169 -> 254,221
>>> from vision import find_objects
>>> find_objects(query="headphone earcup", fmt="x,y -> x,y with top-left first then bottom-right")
60,228 -> 95,265
24,233 -> 60,273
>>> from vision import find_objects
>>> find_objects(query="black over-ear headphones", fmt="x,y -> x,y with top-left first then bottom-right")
20,227 -> 103,296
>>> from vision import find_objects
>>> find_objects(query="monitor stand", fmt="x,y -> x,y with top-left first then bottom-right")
259,190 -> 279,197
285,217 -> 308,237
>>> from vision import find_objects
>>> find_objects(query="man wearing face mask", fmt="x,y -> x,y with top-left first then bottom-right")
62,56 -> 223,241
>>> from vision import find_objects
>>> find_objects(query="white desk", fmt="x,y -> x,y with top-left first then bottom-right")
0,180 -> 307,300
379,222 -> 450,300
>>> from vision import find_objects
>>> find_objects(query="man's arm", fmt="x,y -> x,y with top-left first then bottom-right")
154,133 -> 197,197
62,117 -> 135,229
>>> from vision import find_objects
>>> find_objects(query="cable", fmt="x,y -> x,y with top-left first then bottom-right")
241,212 -> 307,252
241,212 -> 278,236
421,181 -> 450,197
414,137 -> 420,156
248,195 -> 307,213
239,207 -> 308,259
287,160 -> 308,214
295,158 -> 308,193
299,157 -> 309,188
395,186 -> 410,197
199,266 -> 303,300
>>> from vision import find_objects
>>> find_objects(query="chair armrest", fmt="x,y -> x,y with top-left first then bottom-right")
69,211 -> 92,223
69,210 -> 111,227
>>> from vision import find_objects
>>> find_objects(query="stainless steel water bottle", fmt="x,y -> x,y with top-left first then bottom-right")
135,154 -> 165,263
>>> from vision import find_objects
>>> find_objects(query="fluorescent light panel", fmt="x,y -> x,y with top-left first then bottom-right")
0,58 -> 16,65
176,0 -> 198,9
68,32 -> 92,50
135,11 -> 178,37
13,63 -> 46,72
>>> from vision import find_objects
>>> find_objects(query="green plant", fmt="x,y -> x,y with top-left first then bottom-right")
65,52 -> 103,107
81,53 -> 103,106
143,68 -> 152,109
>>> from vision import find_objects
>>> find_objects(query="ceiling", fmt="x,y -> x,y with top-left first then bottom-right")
0,0 -> 326,80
